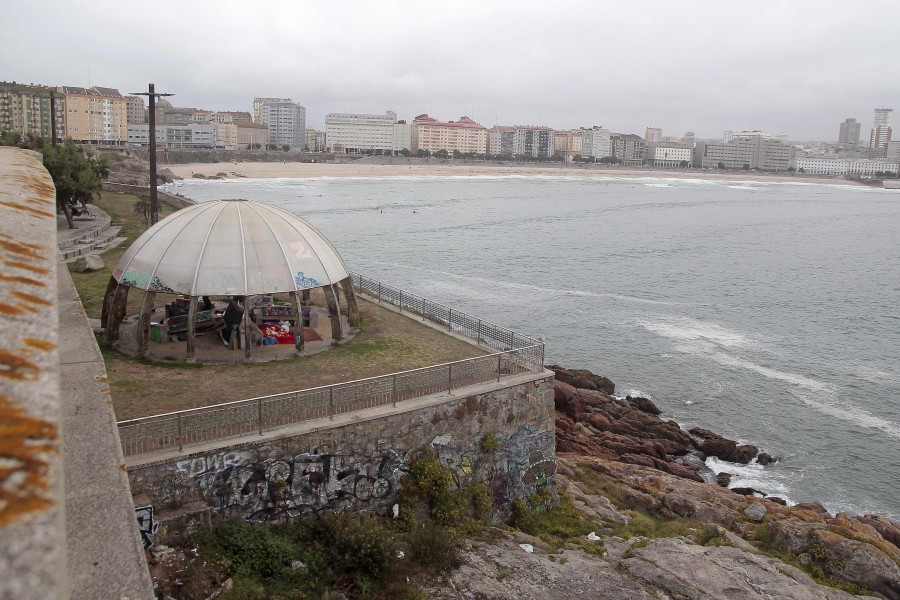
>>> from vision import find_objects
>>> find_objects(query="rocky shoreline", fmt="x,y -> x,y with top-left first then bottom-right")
546,365 -> 900,599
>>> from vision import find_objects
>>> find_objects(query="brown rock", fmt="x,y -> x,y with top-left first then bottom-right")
794,502 -> 831,518
689,427 -> 737,460
854,514 -> 900,551
626,395 -> 661,415
549,365 -> 615,394
728,444 -> 759,464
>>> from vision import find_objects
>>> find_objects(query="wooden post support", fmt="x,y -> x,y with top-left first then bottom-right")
137,290 -> 156,355
290,291 -> 304,352
100,276 -> 117,329
106,284 -> 130,345
340,277 -> 360,328
186,296 -> 198,358
243,297 -> 251,359
323,284 -> 343,341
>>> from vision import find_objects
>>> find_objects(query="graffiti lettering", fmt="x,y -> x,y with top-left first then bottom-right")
294,271 -> 320,289
135,505 -> 160,548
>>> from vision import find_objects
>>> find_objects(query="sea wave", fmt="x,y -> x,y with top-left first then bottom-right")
705,456 -> 795,503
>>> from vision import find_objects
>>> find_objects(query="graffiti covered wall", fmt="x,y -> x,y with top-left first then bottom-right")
127,375 -> 555,534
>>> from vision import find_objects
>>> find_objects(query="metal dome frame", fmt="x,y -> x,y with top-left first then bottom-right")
100,200 -> 360,360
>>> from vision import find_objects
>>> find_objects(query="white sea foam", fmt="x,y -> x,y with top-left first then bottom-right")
853,366 -> 900,388
638,316 -> 753,349
705,350 -> 900,441
705,457 -> 794,502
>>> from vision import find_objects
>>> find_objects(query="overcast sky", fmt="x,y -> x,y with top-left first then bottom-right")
3,0 -> 898,141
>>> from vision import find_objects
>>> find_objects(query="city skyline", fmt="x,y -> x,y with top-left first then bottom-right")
2,0 -> 898,141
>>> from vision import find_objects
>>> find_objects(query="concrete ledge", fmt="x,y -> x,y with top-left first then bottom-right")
58,255 -> 154,599
0,147 -> 67,600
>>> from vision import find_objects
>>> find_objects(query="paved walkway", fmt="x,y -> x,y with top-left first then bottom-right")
58,246 -> 154,599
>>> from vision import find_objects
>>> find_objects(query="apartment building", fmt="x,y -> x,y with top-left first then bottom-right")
514,126 -> 554,157
127,123 -> 217,148
792,156 -> 898,177
410,114 -> 487,154
0,81 -> 65,140
646,143 -> 692,167
253,97 -> 288,123
838,118 -> 860,146
259,99 -> 306,149
193,111 -> 251,123
694,132 -> 793,171
325,111 -> 403,153
124,96 -> 145,125
644,127 -> 662,145
869,107 -> 892,151
487,126 -> 516,157
610,133 -> 645,165
216,122 -> 269,149
553,130 -> 585,160
580,126 -> 611,159
61,85 -> 127,145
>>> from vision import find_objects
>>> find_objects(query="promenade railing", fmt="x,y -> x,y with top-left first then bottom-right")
117,275 -> 544,458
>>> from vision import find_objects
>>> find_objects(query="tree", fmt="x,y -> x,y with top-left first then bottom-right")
787,166 -> 796,173
742,164 -> 750,171
40,139 -> 108,229
252,143 -> 262,150
434,149 -> 449,159
399,148 -> 410,157
134,195 -> 151,230
717,162 -> 726,170
599,156 -> 620,164
282,144 -> 290,152
416,148 -> 431,157
679,160 -> 689,168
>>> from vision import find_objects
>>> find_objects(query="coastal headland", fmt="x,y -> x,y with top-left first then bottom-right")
165,160 -> 866,186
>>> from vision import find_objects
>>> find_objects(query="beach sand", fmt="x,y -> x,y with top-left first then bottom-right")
166,160 -> 861,187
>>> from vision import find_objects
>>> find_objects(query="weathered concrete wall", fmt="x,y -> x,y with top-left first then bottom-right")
127,373 -> 556,538
0,147 -> 67,599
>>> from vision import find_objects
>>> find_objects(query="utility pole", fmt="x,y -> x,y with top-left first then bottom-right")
130,83 -> 173,225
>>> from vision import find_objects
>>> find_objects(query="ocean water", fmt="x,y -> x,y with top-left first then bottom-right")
164,175 -> 900,520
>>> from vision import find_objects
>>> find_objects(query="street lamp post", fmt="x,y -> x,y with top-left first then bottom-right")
130,83 -> 173,225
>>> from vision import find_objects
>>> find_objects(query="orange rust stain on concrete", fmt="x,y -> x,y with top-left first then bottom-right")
0,349 -> 40,381
22,339 -> 56,352
2,260 -> 51,275
0,303 -> 27,317
9,173 -> 55,198
0,273 -> 44,287
10,291 -> 52,306
0,238 -> 44,261
0,236 -> 49,252
0,201 -> 54,218
0,394 -> 59,526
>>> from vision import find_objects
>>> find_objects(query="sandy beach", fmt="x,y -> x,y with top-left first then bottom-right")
166,160 -> 863,187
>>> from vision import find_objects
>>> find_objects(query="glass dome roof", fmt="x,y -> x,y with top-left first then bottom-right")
112,200 -> 349,296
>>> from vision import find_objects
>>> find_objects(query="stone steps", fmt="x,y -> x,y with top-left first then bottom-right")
61,224 -> 124,261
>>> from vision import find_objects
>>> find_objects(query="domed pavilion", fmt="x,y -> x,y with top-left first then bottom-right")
101,200 -> 360,362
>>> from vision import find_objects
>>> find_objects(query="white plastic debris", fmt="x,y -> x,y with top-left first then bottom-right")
587,532 -> 601,541
397,550 -> 405,559
392,503 -> 399,518
518,543 -> 534,553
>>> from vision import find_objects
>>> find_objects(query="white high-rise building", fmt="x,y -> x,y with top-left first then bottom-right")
259,99 -> 305,150
581,126 -> 611,159
325,111 -> 405,153
253,97 -> 287,123
869,107 -> 893,151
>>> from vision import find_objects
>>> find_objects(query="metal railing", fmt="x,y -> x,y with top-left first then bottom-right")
117,274 -> 544,458
350,272 -> 541,354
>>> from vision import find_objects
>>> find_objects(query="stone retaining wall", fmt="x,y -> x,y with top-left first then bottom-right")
101,181 -> 195,209
127,374 -> 556,541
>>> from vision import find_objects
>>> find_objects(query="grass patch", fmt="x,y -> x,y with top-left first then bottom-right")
571,464 -> 630,509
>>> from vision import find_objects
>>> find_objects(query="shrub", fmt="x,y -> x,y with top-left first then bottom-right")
330,513 -> 399,581
481,433 -> 501,453
409,523 -> 462,573
217,520 -> 299,578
